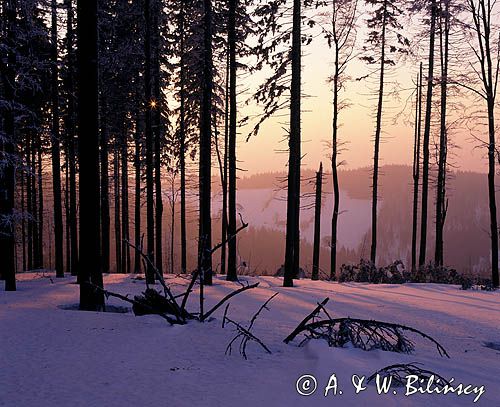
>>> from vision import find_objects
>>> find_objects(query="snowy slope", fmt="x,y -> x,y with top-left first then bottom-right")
1,273 -> 499,406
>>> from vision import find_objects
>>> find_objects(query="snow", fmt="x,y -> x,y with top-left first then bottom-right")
1,273 -> 499,406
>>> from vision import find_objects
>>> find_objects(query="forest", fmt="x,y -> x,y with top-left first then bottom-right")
2,1 -> 500,406
1,0 -> 500,304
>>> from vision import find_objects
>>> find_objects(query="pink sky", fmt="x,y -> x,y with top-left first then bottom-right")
236,33 -> 490,175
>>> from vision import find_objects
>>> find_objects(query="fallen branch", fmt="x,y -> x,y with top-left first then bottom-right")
283,297 -> 330,344
210,213 -> 249,255
86,283 -> 179,325
180,270 -> 199,314
202,282 -> 260,321
286,317 -> 449,357
285,299 -> 449,358
181,214 -> 249,320
224,317 -> 272,359
124,239 -> 186,322
223,293 -> 277,359
248,292 -> 279,330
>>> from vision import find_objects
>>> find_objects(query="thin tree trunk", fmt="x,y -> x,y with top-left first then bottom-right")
144,0 -> 155,284
227,0 -> 238,281
312,163 -> 323,281
100,97 -> 110,274
199,0 -> 213,286
419,0 -> 437,267
220,45 -> 229,277
179,0 -> 187,275
121,130 -> 130,274
21,168 -> 26,272
134,113 -> 142,274
153,0 -> 163,277
411,63 -> 423,272
435,0 -> 449,267
66,0 -> 78,276
170,185 -> 175,275
65,158 -> 71,274
487,98 -> 498,286
370,0 -> 387,266
114,149 -> 122,274
32,146 -> 39,268
37,147 -> 44,268
51,0 -> 64,278
27,136 -> 33,271
468,0 -> 499,287
330,39 -> 340,281
77,0 -> 104,310
283,0 -> 302,287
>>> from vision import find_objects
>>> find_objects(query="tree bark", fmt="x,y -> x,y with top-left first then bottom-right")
0,0 -> 17,290
220,42 -> 229,277
153,0 -> 163,277
179,0 -> 187,275
27,136 -> 33,271
411,63 -> 423,272
37,147 -> 44,268
312,163 -> 323,280
419,0 -> 437,267
330,33 -> 340,281
227,0 -> 238,281
134,113 -> 142,274
370,0 -> 388,266
199,0 -> 213,286
144,0 -> 155,284
77,0 -> 104,310
283,0 -> 302,287
51,0 -> 64,278
114,148 -> 122,273
121,131 -> 130,274
434,0 -> 449,267
100,96 -> 110,274
66,0 -> 78,276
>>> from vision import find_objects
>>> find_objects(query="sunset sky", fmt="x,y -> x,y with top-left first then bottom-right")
235,18 -> 491,176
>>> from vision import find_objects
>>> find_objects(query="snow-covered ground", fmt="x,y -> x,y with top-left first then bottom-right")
1,273 -> 499,406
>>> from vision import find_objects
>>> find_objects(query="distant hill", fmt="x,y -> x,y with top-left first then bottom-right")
217,165 -> 496,276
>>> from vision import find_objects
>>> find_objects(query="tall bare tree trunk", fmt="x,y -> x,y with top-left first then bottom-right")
220,46 -> 229,277
370,0 -> 388,266
121,130 -> 130,274
77,0 -> 104,310
32,146 -> 39,268
66,0 -> 78,276
199,0 -> 213,286
144,0 -> 155,284
26,136 -> 33,271
435,0 -> 449,266
227,0 -> 238,281
312,163 -> 323,280
100,97 -> 110,274
153,0 -> 163,277
283,0 -> 302,287
21,169 -> 27,272
419,0 -> 437,267
51,0 -> 64,278
467,0 -> 499,287
411,63 -> 423,272
179,0 -> 187,275
37,147 -> 44,268
330,38 -> 340,281
114,148 -> 122,273
134,113 -> 142,274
